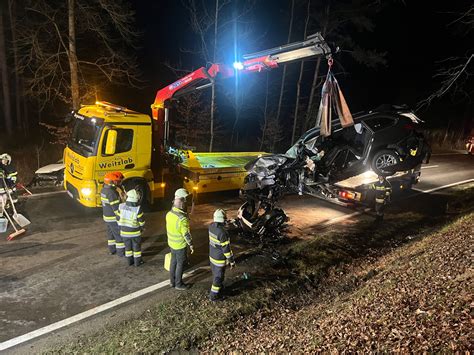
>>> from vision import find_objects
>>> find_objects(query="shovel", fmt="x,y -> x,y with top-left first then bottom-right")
1,199 -> 25,240
2,177 -> 31,227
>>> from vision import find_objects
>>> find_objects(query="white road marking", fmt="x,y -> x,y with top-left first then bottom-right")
412,178 -> 474,194
420,165 -> 439,169
0,268 -> 203,351
20,190 -> 66,199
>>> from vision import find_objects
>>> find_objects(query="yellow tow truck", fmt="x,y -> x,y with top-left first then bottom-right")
63,33 -> 331,207
64,102 -> 265,207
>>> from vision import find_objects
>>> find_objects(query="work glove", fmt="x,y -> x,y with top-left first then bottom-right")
229,261 -> 236,269
189,245 -> 194,254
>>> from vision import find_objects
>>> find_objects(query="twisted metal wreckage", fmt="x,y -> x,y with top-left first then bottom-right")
236,65 -> 431,240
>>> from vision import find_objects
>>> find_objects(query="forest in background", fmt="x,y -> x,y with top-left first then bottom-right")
0,0 -> 472,182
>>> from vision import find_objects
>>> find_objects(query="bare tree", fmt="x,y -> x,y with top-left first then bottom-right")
417,5 -> 473,110
68,0 -> 80,110
303,0 -> 387,131
7,0 -> 25,134
0,3 -> 13,135
174,92 -> 210,150
16,0 -> 141,111
291,0 -> 311,145
182,0 -> 229,152
209,0 -> 220,152
260,71 -> 284,152
274,0 -> 295,146
182,0 -> 255,152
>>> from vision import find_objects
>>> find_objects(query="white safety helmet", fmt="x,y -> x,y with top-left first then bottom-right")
0,153 -> 11,164
213,209 -> 227,223
174,188 -> 190,199
126,189 -> 140,203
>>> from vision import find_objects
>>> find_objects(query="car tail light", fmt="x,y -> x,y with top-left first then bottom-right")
339,190 -> 355,200
403,123 -> 414,130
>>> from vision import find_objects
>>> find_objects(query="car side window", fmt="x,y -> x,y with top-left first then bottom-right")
365,117 -> 395,131
102,129 -> 134,155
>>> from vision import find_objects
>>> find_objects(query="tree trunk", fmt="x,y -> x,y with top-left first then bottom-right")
291,0 -> 311,145
7,0 -> 24,134
68,0 -> 80,110
230,71 -> 240,147
259,72 -> 270,151
209,81 -> 216,152
303,4 -> 330,132
0,4 -> 13,135
209,0 -> 219,152
231,107 -> 240,147
274,0 -> 295,143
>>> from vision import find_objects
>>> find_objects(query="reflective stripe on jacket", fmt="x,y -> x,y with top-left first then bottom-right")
0,164 -> 17,191
209,222 -> 234,267
166,207 -> 192,250
371,180 -> 392,204
100,185 -> 121,222
117,202 -> 145,238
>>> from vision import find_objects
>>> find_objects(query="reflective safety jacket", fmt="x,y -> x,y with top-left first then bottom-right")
0,164 -> 17,193
166,207 -> 192,250
117,202 -> 145,238
371,180 -> 392,204
209,222 -> 234,267
100,185 -> 121,223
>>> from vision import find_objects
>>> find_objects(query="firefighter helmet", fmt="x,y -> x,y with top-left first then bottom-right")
174,188 -> 190,199
126,189 -> 139,203
0,153 -> 11,164
104,171 -> 124,186
213,209 -> 227,223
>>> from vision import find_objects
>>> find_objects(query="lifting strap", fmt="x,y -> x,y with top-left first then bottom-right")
316,57 -> 354,136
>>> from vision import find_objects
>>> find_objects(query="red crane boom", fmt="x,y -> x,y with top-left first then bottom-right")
151,32 -> 331,149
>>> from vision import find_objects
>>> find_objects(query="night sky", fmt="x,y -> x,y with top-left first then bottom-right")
104,1 -> 472,138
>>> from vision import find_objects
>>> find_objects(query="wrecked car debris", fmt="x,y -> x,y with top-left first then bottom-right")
237,106 -> 431,239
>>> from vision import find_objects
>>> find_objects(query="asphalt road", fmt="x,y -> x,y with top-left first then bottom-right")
0,152 -> 472,350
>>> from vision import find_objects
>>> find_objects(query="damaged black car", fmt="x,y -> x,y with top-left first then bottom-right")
237,106 -> 431,238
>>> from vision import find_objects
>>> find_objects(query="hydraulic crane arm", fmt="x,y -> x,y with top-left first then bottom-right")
151,32 -> 331,148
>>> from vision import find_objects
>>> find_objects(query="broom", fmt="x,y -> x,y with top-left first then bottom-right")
1,198 -> 26,240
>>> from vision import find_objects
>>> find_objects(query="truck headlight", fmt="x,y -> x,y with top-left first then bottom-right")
81,187 -> 93,196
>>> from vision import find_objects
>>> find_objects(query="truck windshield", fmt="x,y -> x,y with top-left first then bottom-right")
69,118 -> 101,154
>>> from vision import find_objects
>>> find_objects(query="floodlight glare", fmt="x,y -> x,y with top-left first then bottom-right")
233,61 -> 244,70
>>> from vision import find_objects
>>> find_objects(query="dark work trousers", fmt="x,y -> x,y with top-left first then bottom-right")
375,202 -> 385,221
106,222 -> 120,254
124,236 -> 142,266
210,263 -> 226,300
170,247 -> 187,287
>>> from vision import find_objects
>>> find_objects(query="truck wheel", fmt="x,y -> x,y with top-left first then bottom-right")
371,149 -> 400,176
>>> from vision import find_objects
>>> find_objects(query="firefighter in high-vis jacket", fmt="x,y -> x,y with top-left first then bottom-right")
166,188 -> 194,290
209,209 -> 235,301
371,175 -> 392,222
0,153 -> 18,202
100,172 -> 125,255
117,189 -> 145,266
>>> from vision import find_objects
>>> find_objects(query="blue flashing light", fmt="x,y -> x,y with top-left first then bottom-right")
233,61 -> 244,70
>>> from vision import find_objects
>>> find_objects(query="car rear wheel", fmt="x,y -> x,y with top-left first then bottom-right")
371,149 -> 400,176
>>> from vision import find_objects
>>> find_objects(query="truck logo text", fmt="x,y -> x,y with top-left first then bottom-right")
98,157 -> 133,169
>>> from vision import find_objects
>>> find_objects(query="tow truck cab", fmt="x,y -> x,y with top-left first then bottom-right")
64,103 -> 161,208
64,102 -> 265,207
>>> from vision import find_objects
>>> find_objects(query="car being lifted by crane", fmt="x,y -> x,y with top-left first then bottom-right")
237,105 -> 431,239
63,34 -> 332,207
